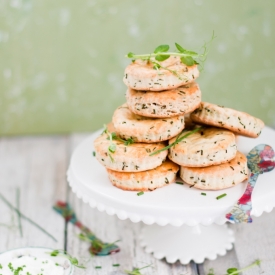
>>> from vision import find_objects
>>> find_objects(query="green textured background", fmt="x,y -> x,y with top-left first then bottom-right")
1,0 -> 275,136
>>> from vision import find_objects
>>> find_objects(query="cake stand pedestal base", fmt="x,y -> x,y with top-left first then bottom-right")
140,224 -> 234,264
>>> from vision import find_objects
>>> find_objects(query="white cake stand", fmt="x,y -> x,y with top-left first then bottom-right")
67,127 -> 275,264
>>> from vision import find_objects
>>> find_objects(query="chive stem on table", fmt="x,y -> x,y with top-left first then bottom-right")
0,192 -> 57,242
16,187 -> 23,237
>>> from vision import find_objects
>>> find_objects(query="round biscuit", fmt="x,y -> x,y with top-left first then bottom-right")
168,127 -> 237,167
107,160 -> 179,191
180,151 -> 248,190
126,82 -> 201,118
112,103 -> 185,143
190,102 -> 265,138
94,132 -> 168,172
123,56 -> 199,91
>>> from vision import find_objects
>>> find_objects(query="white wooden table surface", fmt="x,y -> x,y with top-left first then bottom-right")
1,133 -> 275,275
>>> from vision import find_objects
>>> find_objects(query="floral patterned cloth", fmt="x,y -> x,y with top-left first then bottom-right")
226,144 -> 275,223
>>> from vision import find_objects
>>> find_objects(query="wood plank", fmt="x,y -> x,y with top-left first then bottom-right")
66,133 -> 198,274
66,194 -> 198,275
200,225 -> 240,275
202,212 -> 275,275
0,136 -> 68,252
233,211 -> 275,275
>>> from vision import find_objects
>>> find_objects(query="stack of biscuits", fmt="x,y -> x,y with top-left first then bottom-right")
94,56 -> 265,191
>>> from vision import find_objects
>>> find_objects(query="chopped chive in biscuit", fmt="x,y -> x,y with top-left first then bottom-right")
137,191 -> 144,196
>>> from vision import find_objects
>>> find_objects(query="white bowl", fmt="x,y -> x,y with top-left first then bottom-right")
0,247 -> 74,275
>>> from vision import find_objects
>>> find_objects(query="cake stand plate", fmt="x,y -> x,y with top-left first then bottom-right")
68,127 -> 275,263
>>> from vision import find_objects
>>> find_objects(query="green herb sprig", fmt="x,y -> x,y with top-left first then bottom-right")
107,132 -> 134,146
149,127 -> 203,156
126,32 -> 215,71
50,250 -> 85,269
103,124 -> 134,162
207,259 -> 261,275
125,264 -> 153,275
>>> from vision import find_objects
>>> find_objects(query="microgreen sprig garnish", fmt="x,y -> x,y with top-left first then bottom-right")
149,127 -> 203,156
103,124 -> 135,162
207,259 -> 261,275
126,32 -> 215,71
125,264 -> 153,275
49,250 -> 85,269
127,43 -> 201,65
107,132 -> 134,146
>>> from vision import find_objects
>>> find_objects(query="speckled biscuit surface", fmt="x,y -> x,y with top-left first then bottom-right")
94,132 -> 168,172
126,82 -> 201,118
112,103 -> 185,143
107,160 -> 179,191
180,151 -> 248,190
190,102 -> 265,138
168,127 -> 237,167
123,56 -> 199,91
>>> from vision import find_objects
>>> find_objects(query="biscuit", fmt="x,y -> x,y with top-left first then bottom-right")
190,102 -> 265,138
180,151 -> 248,190
112,103 -> 185,143
107,160 -> 179,191
126,82 -> 201,118
168,127 -> 237,167
123,56 -> 199,91
94,132 -> 168,172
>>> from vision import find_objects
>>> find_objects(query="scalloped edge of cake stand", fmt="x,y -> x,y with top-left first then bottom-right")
67,167 -> 275,226
67,168 -> 228,226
